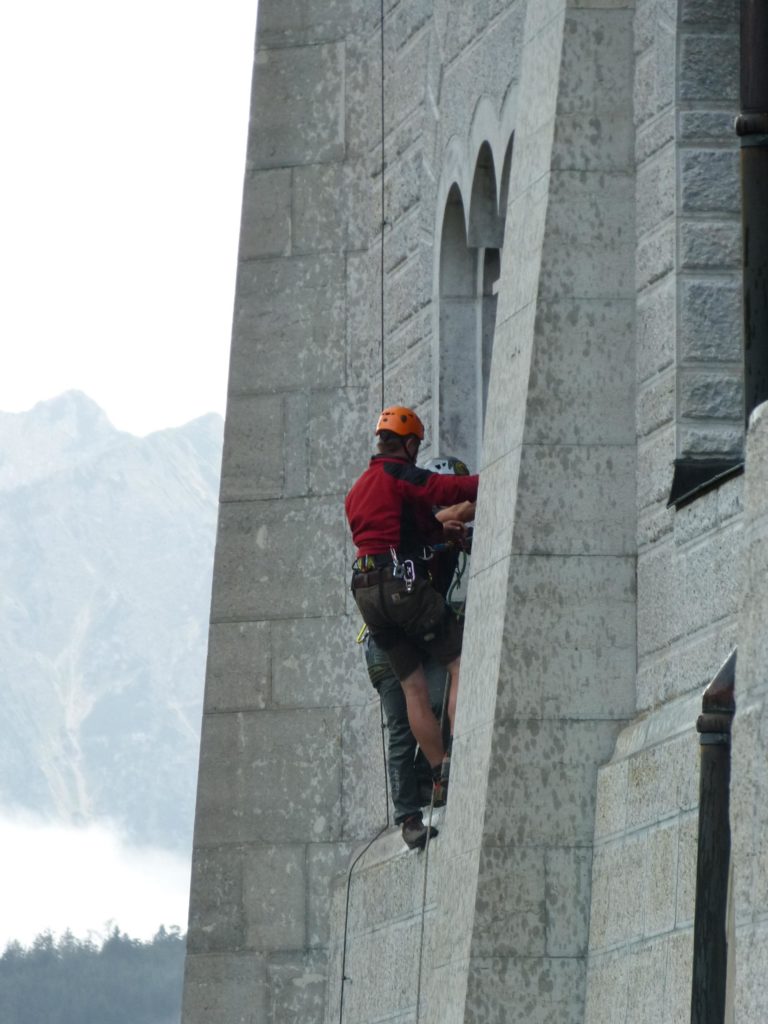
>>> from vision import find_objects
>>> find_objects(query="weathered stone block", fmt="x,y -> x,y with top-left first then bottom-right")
636,423 -> 675,512
194,708 -> 343,844
675,812 -> 699,928
470,844 -> 547,958
679,423 -> 744,458
256,0 -> 359,47
182,952 -> 267,1024
271,615 -> 368,709
341,700 -> 389,839
345,250 -> 380,382
292,163 -> 345,255
626,939 -> 666,1022
496,553 -> 636,721
211,497 -> 346,621
204,620 -> 271,713
584,948 -> 628,1024
636,108 -> 675,164
267,951 -> 328,1024
464,953 -> 585,1024
187,844 -> 247,953
239,169 -> 291,259
679,370 -> 743,421
220,394 -> 284,501
663,929 -> 695,1021
483,717 -> 619,846
594,759 -> 629,840
636,503 -> 674,552
550,109 -> 635,185
636,221 -> 675,292
243,844 -> 307,949
680,219 -> 741,269
340,916 -> 421,1021
679,0 -> 739,29
636,147 -> 675,239
637,540 -> 678,656
636,278 -> 675,383
231,255 -> 346,391
633,0 -> 655,56
633,47 -> 659,129
679,109 -> 737,142
513,442 -> 635,556
459,558 -> 511,734
527,297 -> 635,447
733,922 -> 768,1023
557,8 -> 634,116
679,33 -> 739,102
481,306 -> 535,468
283,391 -> 311,498
545,846 -> 593,956
386,249 -> 431,340
636,370 -> 674,439
680,149 -> 740,215
540,170 -> 634,302
679,276 -> 742,362
306,842 -> 356,948
307,387 -> 370,496
644,823 -> 677,936
247,44 -> 345,169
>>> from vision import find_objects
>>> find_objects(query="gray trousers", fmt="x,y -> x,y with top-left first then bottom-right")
364,636 -> 450,824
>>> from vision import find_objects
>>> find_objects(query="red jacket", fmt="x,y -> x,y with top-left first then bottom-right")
345,455 -> 479,557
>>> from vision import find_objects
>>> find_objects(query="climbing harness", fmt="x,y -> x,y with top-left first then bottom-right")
390,546 -> 416,592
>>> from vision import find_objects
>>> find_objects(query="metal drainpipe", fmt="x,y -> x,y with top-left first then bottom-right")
690,650 -> 736,1024
737,0 -> 768,420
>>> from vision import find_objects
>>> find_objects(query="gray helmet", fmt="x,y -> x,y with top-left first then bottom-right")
423,455 -> 470,476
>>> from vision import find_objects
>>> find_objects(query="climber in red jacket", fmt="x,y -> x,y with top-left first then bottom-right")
345,405 -> 479,798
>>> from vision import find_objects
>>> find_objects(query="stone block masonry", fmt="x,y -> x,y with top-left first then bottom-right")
181,0 -> 759,1022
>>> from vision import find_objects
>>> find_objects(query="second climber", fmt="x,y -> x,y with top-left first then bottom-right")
345,405 -> 479,803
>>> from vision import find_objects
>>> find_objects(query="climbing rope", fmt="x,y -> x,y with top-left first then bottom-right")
414,666 -> 451,1022
338,696 -> 390,1024
379,0 -> 386,410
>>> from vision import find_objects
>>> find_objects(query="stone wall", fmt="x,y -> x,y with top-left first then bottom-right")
181,1 -> 755,1022
731,403 -> 768,1023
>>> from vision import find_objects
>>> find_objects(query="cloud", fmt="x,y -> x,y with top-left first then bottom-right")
0,810 -> 191,949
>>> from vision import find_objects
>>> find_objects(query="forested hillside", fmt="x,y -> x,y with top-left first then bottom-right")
0,928 -> 186,1024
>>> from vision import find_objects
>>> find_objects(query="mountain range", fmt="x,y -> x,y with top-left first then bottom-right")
0,391 -> 222,851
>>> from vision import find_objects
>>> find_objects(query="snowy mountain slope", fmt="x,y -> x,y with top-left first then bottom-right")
0,392 -> 222,850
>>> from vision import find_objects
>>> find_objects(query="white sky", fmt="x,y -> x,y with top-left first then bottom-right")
0,0 -> 259,436
0,0 -> 260,949
0,811 -> 191,948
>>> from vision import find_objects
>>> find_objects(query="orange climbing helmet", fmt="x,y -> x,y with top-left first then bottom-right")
375,405 -> 425,440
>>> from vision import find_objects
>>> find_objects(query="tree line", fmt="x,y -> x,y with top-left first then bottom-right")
0,926 -> 186,1024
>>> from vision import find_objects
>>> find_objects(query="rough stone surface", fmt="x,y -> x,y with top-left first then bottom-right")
182,3 -> 757,1023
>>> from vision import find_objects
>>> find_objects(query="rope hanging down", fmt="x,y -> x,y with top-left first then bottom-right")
379,0 -> 386,410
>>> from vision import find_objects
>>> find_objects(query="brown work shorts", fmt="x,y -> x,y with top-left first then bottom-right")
352,572 -> 463,681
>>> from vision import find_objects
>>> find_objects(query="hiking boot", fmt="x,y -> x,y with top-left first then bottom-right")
401,814 -> 438,850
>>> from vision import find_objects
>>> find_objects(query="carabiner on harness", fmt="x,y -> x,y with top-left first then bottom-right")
390,546 -> 417,593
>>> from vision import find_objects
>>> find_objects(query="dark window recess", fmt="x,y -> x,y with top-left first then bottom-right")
690,648 -> 736,1024
667,458 -> 744,511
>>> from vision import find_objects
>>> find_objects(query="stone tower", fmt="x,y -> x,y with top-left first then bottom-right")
181,2 -> 768,1022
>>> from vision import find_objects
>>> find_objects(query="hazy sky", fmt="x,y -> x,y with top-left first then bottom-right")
0,0 -> 259,947
0,0 -> 259,436
0,813 -> 191,948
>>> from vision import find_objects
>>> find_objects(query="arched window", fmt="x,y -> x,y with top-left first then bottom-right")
437,139 -> 510,471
